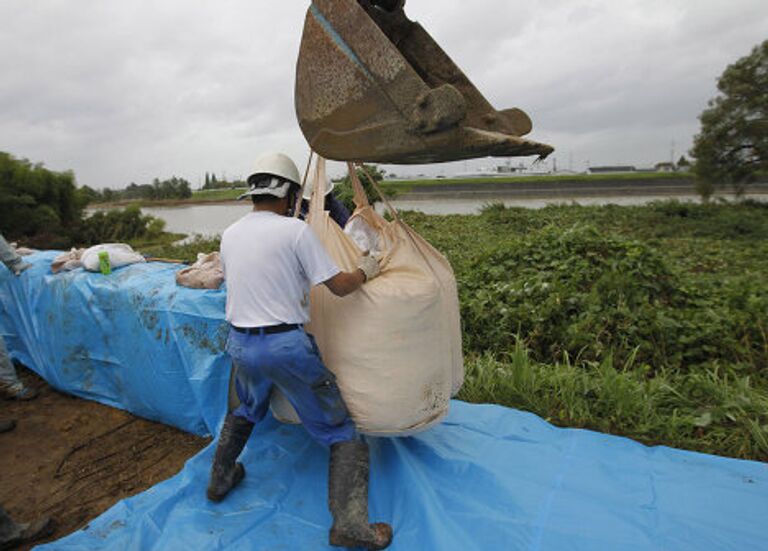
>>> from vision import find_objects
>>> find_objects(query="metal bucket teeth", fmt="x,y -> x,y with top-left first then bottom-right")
295,0 -> 553,164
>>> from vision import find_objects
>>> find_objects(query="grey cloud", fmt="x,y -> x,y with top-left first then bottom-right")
0,1 -> 766,187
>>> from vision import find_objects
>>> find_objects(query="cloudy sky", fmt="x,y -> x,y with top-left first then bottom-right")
1,1 -> 766,189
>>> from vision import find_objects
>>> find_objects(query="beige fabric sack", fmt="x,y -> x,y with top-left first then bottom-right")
81,243 -> 146,272
176,252 -> 224,290
51,248 -> 86,274
271,158 -> 463,436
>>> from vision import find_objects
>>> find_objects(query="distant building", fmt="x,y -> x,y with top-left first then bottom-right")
588,166 -> 636,174
496,165 -> 521,174
654,162 -> 676,173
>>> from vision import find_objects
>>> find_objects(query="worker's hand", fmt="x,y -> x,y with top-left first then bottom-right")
357,254 -> 380,283
11,262 -> 32,277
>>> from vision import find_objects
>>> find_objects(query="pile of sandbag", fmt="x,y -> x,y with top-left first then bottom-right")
51,248 -> 85,273
9,242 -> 36,256
51,244 -> 145,274
272,158 -> 464,436
175,252 -> 224,290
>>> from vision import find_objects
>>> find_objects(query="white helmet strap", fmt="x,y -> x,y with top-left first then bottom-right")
246,175 -> 296,199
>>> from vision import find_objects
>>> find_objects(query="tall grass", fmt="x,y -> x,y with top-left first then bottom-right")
460,342 -> 768,460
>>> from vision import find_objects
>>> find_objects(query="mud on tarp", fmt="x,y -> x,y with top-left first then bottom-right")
34,401 -> 766,551
0,251 -> 230,436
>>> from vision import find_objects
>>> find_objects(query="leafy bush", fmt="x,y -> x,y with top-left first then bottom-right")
461,224 -> 684,369
76,205 -> 166,245
140,236 -> 221,264
0,151 -> 84,241
404,200 -> 768,375
333,164 -> 396,213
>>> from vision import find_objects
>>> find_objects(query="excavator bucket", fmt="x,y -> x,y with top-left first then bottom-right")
295,0 -> 554,164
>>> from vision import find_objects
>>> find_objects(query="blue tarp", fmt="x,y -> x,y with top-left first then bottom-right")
0,251 -> 230,436
35,403 -> 768,551
3,252 -> 767,550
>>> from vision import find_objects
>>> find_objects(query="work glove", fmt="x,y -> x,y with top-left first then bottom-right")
11,262 -> 32,276
357,254 -> 380,282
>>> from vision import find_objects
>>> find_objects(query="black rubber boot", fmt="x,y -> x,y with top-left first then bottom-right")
328,441 -> 393,550
206,414 -> 254,502
0,506 -> 55,550
0,382 -> 38,401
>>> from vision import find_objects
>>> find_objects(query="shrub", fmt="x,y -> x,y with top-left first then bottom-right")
76,205 -> 165,245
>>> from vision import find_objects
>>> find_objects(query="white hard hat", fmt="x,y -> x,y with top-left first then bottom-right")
302,176 -> 336,201
238,153 -> 301,200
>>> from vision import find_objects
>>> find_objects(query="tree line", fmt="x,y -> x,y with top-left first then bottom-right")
80,176 -> 193,204
691,39 -> 767,198
0,152 -> 166,247
201,172 -> 245,190
0,152 -> 84,246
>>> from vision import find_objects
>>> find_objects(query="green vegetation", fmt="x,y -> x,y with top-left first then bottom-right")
140,235 -> 221,262
76,205 -> 168,245
139,199 -> 768,461
461,347 -> 768,460
405,200 -> 768,461
92,177 -> 193,204
0,151 -> 177,247
692,40 -> 767,199
202,172 -> 245,191
0,152 -> 84,248
334,164 -> 395,212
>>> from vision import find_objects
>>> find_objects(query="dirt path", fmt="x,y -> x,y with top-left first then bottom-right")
0,367 -> 209,549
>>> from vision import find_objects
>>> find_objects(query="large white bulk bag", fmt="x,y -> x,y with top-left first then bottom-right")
271,158 -> 463,436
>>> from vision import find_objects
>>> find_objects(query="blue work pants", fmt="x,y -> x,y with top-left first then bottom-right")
227,327 -> 356,447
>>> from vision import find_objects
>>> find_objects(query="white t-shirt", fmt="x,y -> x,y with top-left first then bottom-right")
220,211 -> 340,327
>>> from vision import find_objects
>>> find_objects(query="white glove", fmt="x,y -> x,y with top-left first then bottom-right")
12,262 -> 32,276
357,255 -> 380,282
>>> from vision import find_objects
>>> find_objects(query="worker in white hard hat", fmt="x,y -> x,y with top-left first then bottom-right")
299,175 -> 351,228
208,152 -> 392,550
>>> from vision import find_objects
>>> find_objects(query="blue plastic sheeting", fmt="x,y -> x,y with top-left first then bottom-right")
36,402 -> 767,551
0,251 -> 230,436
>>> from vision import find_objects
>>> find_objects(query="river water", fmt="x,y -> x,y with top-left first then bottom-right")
140,193 -> 763,238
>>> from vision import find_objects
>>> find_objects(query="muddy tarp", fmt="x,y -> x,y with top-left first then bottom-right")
0,251 -> 230,436
34,401 -> 766,550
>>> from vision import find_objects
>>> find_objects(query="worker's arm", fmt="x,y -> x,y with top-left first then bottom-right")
324,270 -> 365,297
323,256 -> 380,297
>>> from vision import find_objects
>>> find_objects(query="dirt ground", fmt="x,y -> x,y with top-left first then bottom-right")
0,367 -> 209,550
